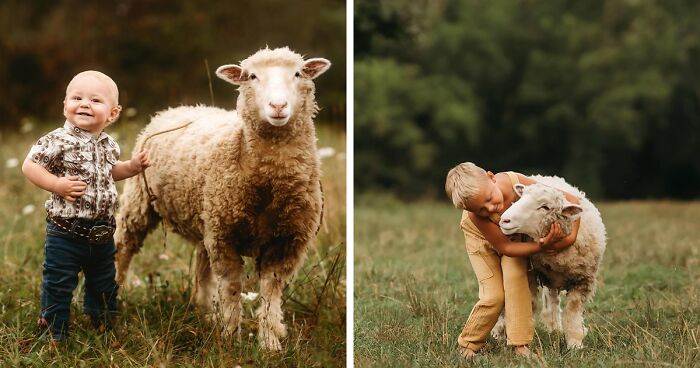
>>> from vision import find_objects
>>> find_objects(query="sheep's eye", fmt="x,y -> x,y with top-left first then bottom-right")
538,205 -> 550,211
249,73 -> 257,80
294,71 -> 301,78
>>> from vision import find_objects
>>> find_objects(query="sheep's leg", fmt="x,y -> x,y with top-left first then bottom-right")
541,286 -> 562,333
205,235 -> 243,339
191,243 -> 218,311
114,178 -> 160,286
563,284 -> 592,349
491,311 -> 507,341
528,271 -> 540,326
255,236 -> 308,351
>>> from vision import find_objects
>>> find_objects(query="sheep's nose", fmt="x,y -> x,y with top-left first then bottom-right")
269,101 -> 288,111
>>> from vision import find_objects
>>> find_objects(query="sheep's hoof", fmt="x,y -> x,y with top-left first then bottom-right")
259,330 -> 283,351
490,326 -> 506,341
565,337 -> 584,349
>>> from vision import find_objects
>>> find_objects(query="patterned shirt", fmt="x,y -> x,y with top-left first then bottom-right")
27,121 -> 120,219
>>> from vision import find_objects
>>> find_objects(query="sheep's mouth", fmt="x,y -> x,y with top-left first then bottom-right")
499,225 -> 519,235
267,115 -> 289,126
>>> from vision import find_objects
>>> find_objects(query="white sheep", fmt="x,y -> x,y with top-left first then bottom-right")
493,176 -> 606,348
114,47 -> 331,351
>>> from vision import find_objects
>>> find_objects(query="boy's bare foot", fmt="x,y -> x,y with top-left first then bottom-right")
514,345 -> 531,357
458,346 -> 478,359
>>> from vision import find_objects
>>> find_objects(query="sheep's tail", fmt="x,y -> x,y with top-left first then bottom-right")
139,121 -> 195,203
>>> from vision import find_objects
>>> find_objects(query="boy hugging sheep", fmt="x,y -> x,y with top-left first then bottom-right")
22,70 -> 150,348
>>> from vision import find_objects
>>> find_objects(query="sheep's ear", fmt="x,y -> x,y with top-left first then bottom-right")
216,64 -> 244,85
303,58 -> 331,79
562,202 -> 583,220
513,184 -> 525,197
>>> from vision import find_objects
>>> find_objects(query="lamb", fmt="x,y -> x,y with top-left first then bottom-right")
113,47 -> 331,351
493,176 -> 606,348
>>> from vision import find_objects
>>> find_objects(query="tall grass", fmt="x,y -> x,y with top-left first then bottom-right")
0,119 -> 346,367
355,195 -> 700,367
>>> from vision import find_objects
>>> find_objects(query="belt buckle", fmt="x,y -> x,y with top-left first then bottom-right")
89,225 -> 114,245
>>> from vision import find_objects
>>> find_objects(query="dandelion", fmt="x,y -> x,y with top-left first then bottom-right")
318,147 -> 335,159
241,292 -> 259,301
6,158 -> 19,168
20,118 -> 34,134
158,253 -> 170,261
22,204 -> 36,215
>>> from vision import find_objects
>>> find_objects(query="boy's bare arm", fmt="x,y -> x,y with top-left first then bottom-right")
22,159 -> 86,202
469,212 -> 557,257
112,149 -> 150,181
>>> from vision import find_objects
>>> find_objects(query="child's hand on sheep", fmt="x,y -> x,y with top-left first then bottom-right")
112,149 -> 151,181
538,223 -> 564,253
129,149 -> 151,174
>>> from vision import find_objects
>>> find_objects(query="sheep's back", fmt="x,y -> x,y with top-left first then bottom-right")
132,105 -> 243,238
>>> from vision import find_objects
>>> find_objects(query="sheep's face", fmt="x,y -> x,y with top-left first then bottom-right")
499,183 -> 582,238
216,47 -> 330,127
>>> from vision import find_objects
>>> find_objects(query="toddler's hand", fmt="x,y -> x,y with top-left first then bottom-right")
129,149 -> 151,174
53,176 -> 87,202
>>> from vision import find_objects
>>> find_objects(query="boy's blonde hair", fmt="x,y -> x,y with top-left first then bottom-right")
445,162 -> 489,209
66,70 -> 120,107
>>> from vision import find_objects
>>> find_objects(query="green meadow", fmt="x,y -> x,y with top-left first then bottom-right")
0,119 -> 346,367
355,196 -> 700,367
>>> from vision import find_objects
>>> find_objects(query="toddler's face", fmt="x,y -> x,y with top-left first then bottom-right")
465,174 -> 504,217
63,75 -> 119,133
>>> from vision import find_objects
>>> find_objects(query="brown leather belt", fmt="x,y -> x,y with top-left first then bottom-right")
47,216 -> 116,245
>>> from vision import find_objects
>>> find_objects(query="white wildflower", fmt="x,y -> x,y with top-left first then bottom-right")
20,119 -> 34,134
158,253 -> 170,261
6,158 -> 19,168
125,107 -> 138,118
131,277 -> 143,288
318,147 -> 335,159
22,204 -> 35,215
241,292 -> 259,301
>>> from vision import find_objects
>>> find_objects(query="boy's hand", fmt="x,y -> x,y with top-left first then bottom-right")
129,149 -> 151,174
538,223 -> 564,252
52,176 -> 87,202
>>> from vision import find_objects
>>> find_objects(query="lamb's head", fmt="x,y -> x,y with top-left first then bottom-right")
215,47 -> 330,129
499,183 -> 583,239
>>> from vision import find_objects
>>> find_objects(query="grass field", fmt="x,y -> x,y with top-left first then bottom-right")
0,118 -> 346,367
355,195 -> 700,367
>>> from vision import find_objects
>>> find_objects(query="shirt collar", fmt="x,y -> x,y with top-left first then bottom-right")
63,120 -> 108,142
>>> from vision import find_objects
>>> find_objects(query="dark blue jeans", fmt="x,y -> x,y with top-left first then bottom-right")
40,221 -> 118,341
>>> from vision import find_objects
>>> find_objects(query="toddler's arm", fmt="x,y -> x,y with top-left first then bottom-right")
22,159 -> 87,202
112,149 -> 150,181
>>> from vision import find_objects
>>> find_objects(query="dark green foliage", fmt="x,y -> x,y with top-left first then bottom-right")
0,0 -> 346,126
355,0 -> 700,199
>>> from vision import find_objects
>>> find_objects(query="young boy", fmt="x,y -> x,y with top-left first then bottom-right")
445,162 -> 580,358
22,70 -> 150,346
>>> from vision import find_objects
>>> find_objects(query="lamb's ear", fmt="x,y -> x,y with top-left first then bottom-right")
513,184 -> 525,197
216,64 -> 244,85
303,58 -> 331,79
562,202 -> 583,220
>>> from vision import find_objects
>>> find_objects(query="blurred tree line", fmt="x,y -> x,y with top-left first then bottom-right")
355,0 -> 700,199
0,0 -> 346,127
